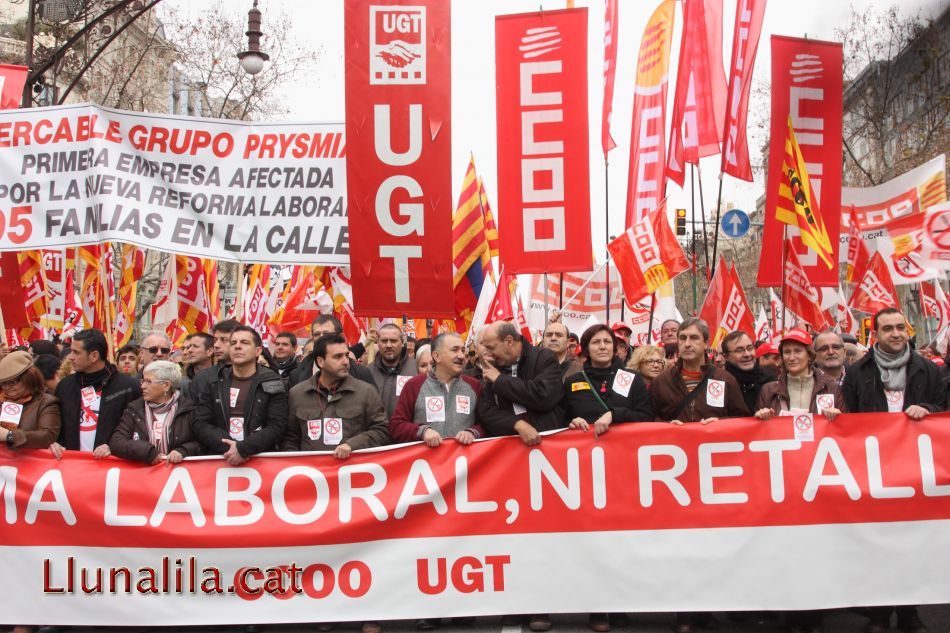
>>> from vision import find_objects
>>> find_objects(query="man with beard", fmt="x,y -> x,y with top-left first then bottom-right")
844,308 -> 944,633
813,329 -> 847,386
721,330 -> 773,414
368,323 -> 417,417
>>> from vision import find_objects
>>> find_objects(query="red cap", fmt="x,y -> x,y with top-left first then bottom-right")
612,321 -> 632,334
756,343 -> 779,358
780,327 -> 812,348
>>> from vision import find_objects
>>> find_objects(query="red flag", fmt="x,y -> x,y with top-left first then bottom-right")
849,252 -> 900,315
624,0 -> 676,225
721,0 -> 766,182
920,281 -> 950,353
784,244 -> 831,330
601,0 -> 619,158
845,210 -> 871,283
759,36 -> 843,287
487,277 -> 514,323
0,251 -> 29,330
0,64 -> 28,110
608,202 -> 690,306
698,258 -> 755,349
667,0 -> 728,186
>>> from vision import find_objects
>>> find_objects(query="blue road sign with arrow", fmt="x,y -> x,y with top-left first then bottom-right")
721,209 -> 750,238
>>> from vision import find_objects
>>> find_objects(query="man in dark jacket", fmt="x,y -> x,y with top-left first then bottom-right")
284,334 -> 388,457
542,320 -> 582,382
843,308 -> 944,633
476,321 -> 564,446
271,331 -> 300,380
51,328 -> 141,459
192,325 -> 287,465
289,315 -> 376,390
721,330 -> 773,413
368,323 -> 417,417
651,318 -> 749,425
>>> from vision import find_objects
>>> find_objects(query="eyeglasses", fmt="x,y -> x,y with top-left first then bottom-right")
728,345 -> 757,355
815,344 -> 844,353
140,378 -> 169,386
643,358 -> 665,365
146,346 -> 171,355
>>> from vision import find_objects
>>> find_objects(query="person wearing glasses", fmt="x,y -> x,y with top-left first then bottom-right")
50,328 -> 141,460
627,344 -> 665,388
812,330 -> 847,386
721,330 -> 774,414
0,351 -> 61,452
110,360 -> 201,464
138,331 -> 173,374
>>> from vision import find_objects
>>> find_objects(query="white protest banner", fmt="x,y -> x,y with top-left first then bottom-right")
2,413 -> 950,624
0,103 -> 347,264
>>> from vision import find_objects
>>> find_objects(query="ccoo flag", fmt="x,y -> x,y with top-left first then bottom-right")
608,202 -> 689,306
776,116 -> 834,269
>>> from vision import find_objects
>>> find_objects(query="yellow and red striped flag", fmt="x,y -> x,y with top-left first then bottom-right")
176,255 -> 214,340
477,178 -> 499,259
113,244 -> 144,348
18,250 -> 47,341
776,116 -> 834,269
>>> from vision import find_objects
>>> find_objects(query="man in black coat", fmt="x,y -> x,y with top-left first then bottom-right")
476,321 -> 564,446
842,308 -> 944,633
51,328 -> 141,459
288,315 -> 376,390
192,325 -> 287,465
721,330 -> 773,414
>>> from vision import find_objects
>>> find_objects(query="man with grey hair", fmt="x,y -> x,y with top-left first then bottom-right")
813,329 -> 847,386
368,322 -> 417,417
389,332 -> 484,447
139,331 -> 173,371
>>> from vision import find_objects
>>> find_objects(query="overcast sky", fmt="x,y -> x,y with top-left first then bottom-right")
164,0 -> 947,265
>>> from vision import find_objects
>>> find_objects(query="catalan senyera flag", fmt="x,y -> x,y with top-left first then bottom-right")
453,157 -> 495,332
113,244 -> 144,348
17,250 -> 46,341
79,245 -> 111,333
204,258 -> 220,325
776,116 -> 834,269
608,202 -> 690,307
477,178 -> 499,259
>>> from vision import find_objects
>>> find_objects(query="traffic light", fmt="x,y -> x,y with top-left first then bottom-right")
675,208 -> 687,236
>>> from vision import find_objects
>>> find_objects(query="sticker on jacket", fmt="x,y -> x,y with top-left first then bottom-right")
307,419 -> 322,441
425,396 -> 445,422
706,380 -> 725,408
229,417 -> 244,441
612,370 -> 635,397
396,375 -> 411,396
571,382 -> 591,392
0,402 -> 23,426
456,395 -> 470,414
885,390 -> 904,413
324,418 -> 343,445
512,403 -> 527,416
81,386 -> 101,411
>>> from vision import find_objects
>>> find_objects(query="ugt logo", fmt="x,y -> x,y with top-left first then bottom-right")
370,6 -> 426,85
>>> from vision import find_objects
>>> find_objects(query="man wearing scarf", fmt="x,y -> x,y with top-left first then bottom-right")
50,328 -> 141,460
721,330 -> 774,414
843,307 -> 945,633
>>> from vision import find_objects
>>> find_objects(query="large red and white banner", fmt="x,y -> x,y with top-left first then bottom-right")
496,8 -> 592,274
721,0 -> 766,182
2,414 -> 950,624
624,0 -> 675,225
759,37 -> 843,287
0,104 -> 347,264
344,0 -> 454,317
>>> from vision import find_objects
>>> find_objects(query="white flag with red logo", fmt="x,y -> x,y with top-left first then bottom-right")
151,257 -> 179,333
849,252 -> 900,315
920,281 -> 950,353
754,306 -> 772,343
783,244 -> 831,330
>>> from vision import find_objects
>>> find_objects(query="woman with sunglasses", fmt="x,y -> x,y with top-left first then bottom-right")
109,360 -> 201,464
0,351 -> 61,451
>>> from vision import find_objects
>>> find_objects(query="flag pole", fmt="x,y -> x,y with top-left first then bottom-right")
690,165 -> 698,314
563,259 -> 610,310
780,229 -> 788,333
559,274 -> 564,309
646,292 -> 656,344
605,158 -> 611,323
711,173 -> 725,279
696,164 -> 710,280
543,273 -> 549,323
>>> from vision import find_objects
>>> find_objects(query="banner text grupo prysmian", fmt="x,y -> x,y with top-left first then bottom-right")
0,103 -> 347,265
2,413 -> 950,624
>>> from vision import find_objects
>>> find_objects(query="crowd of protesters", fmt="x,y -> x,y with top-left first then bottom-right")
0,306 -> 947,633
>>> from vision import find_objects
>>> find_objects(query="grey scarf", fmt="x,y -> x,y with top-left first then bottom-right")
873,344 -> 911,391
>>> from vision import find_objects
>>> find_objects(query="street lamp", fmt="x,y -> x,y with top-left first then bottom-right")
237,0 -> 269,76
